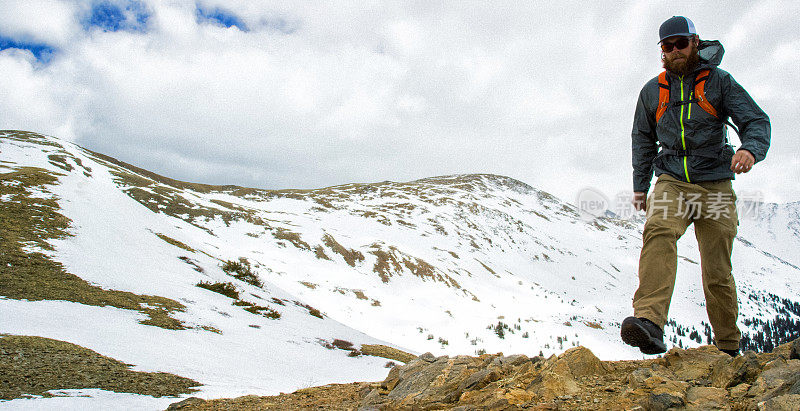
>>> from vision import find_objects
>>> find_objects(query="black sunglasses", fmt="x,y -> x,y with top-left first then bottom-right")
661,37 -> 692,52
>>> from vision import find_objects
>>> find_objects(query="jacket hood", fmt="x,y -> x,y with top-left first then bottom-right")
698,40 -> 724,67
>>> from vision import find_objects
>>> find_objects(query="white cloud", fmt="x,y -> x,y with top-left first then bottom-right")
0,49 -> 81,139
1,0 -> 798,203
0,0 -> 80,46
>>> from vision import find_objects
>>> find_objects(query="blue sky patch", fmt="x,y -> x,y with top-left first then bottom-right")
83,0 -> 150,32
196,5 -> 248,31
260,16 -> 297,35
0,36 -> 57,63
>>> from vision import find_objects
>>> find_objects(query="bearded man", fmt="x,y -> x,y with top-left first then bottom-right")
621,16 -> 771,356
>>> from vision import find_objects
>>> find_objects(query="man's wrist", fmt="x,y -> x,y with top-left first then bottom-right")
737,148 -> 755,159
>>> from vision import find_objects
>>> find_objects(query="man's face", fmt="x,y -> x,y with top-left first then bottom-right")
661,35 -> 699,75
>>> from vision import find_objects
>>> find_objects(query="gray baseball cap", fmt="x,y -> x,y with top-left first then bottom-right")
659,16 -> 697,43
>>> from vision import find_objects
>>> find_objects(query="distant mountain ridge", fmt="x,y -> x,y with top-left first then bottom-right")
1,130 -> 799,408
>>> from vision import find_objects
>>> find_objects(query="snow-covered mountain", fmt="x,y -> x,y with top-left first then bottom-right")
1,130 -> 798,409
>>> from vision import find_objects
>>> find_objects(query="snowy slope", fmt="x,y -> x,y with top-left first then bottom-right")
737,201 -> 800,269
1,130 -> 799,409
0,132 -> 399,409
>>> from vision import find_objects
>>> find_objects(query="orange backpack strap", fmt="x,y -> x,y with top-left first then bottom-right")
655,71 -> 670,123
693,69 -> 718,118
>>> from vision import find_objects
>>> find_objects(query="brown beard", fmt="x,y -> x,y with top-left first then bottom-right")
662,43 -> 700,76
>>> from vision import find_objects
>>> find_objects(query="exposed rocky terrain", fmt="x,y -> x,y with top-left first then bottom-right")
0,335 -> 199,401
169,338 -> 800,410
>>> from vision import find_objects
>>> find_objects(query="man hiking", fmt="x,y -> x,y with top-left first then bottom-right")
621,16 -> 771,356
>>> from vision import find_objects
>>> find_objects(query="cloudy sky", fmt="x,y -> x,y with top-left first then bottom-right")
2,0 -> 798,206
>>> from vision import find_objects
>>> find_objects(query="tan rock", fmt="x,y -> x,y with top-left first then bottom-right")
730,383 -> 751,398
504,364 -> 540,390
495,354 -> 530,368
750,359 -> 800,404
504,388 -> 534,405
771,339 -> 800,361
762,357 -> 788,372
640,392 -> 686,411
666,344 -> 729,381
643,375 -> 670,389
380,365 -> 401,393
758,394 -> 800,411
651,380 -> 689,397
686,386 -> 728,409
363,354 -> 482,407
627,367 -> 654,390
522,346 -> 606,402
712,351 -> 761,388
552,346 -> 606,378
536,371 -> 580,401
457,366 -> 502,392
456,389 -> 485,405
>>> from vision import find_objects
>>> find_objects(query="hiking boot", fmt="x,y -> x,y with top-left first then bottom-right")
621,316 -> 667,355
720,348 -> 739,357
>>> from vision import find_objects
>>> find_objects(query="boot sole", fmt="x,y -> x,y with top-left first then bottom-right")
621,317 -> 667,355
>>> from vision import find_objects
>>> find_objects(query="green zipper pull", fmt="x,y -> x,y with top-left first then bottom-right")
679,75 -> 691,183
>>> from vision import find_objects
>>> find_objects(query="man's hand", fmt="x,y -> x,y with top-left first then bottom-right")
632,191 -> 647,211
731,149 -> 755,174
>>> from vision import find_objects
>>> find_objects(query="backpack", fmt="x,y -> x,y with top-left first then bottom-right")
655,69 -> 718,123
654,69 -> 738,158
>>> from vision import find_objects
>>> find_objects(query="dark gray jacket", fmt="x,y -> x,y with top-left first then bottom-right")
631,40 -> 771,193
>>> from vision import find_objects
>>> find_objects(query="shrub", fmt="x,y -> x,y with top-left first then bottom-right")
307,307 -> 322,318
199,325 -> 222,334
156,233 -> 195,252
584,321 -> 604,329
221,258 -> 262,288
243,304 -> 281,319
294,301 -> 323,318
332,339 -> 354,350
233,299 -> 281,319
197,281 -> 239,299
494,322 -> 507,339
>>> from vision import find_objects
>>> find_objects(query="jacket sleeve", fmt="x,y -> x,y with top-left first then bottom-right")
719,72 -> 771,162
632,84 -> 659,193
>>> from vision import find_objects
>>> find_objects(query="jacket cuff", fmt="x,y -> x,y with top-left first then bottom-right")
737,146 -> 763,163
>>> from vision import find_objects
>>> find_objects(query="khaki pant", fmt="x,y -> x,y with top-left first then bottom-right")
633,174 -> 740,350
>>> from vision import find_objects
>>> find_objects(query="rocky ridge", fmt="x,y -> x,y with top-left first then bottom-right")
169,338 -> 800,410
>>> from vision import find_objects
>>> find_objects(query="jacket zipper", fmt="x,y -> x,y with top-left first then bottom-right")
679,75 -> 691,182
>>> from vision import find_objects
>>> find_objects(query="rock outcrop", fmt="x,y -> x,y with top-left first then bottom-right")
169,338 -> 800,410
